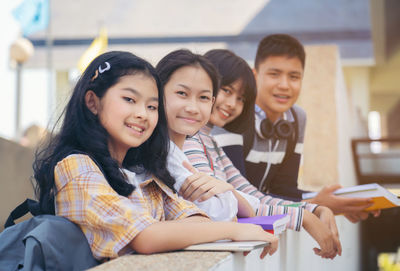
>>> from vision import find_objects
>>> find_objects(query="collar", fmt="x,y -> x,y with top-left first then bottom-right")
200,123 -> 214,135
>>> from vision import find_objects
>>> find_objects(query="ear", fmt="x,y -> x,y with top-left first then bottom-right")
211,96 -> 216,105
252,68 -> 258,78
85,90 -> 100,115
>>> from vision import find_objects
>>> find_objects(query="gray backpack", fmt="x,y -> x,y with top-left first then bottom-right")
0,199 -> 99,271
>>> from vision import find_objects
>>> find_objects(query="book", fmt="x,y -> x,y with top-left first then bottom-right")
302,183 -> 400,211
237,214 -> 289,235
183,240 -> 269,252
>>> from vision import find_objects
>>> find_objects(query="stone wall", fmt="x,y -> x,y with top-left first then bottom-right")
297,45 -> 357,190
0,137 -> 35,230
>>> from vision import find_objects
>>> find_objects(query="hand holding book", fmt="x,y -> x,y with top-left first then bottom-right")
302,183 -> 399,222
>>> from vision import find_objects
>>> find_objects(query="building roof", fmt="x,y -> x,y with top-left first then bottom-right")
25,0 -> 375,69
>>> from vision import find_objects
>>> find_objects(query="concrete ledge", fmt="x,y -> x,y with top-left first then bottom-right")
89,251 -> 233,271
88,216 -> 359,271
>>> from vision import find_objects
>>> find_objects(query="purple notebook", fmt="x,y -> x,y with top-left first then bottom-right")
238,215 -> 289,234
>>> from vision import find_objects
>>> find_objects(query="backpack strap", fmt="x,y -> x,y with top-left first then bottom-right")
4,199 -> 42,228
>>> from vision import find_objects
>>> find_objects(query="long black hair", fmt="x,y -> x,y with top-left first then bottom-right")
204,49 -> 256,134
156,49 -> 220,97
33,51 -> 175,214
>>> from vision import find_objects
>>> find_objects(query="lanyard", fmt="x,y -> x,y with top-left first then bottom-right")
198,134 -> 215,173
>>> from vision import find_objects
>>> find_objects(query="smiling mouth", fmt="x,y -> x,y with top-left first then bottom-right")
126,123 -> 145,133
219,108 -> 231,118
273,94 -> 290,99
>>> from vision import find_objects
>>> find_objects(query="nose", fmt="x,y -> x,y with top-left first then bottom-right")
278,75 -> 289,90
184,98 -> 200,114
134,103 -> 147,120
226,94 -> 237,108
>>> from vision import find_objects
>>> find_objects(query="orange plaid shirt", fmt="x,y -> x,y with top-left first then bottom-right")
54,154 -> 207,260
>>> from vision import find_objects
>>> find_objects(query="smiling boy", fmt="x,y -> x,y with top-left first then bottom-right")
244,34 -> 307,200
243,34 -> 378,222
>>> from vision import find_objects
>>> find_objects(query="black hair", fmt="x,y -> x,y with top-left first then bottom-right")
155,49 -> 220,97
204,49 -> 256,134
33,51 -> 175,214
254,34 -> 306,70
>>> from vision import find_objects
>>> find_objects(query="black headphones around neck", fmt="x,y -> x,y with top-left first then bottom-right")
259,108 -> 298,141
258,107 -> 299,158
260,118 -> 294,139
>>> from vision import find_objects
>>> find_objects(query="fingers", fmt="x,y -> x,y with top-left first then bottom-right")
343,211 -> 369,223
339,197 -> 373,208
199,184 -> 232,201
321,184 -> 342,194
344,213 -> 358,223
259,239 -> 278,259
179,173 -> 200,195
260,246 -> 270,259
334,234 -> 342,256
199,190 -> 217,202
182,160 -> 197,174
269,238 -> 279,255
243,251 -> 250,257
371,209 -> 381,217
180,174 -> 207,199
188,181 -> 215,202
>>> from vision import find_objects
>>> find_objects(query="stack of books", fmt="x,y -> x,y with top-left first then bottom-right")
238,214 -> 289,235
183,214 -> 289,252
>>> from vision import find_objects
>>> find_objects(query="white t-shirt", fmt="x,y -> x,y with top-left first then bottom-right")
167,140 -> 259,221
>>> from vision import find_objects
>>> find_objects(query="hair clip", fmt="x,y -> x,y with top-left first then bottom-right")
90,70 -> 99,82
99,61 -> 111,73
90,61 -> 111,82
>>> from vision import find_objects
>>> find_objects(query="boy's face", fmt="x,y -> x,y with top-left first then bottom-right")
254,55 -> 303,122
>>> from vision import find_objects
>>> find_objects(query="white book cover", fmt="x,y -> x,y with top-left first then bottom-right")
183,240 -> 269,252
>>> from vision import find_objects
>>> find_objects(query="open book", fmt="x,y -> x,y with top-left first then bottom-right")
238,214 -> 289,235
184,240 -> 269,252
302,183 -> 400,211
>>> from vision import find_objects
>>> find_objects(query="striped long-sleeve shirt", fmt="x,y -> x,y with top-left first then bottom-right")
183,125 -> 318,231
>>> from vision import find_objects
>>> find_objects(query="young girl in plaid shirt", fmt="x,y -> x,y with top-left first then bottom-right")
33,51 -> 278,261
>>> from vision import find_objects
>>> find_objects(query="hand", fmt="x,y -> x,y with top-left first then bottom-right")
344,209 -> 381,223
309,184 -> 374,215
179,161 -> 234,202
233,223 -> 279,259
302,210 -> 341,259
313,206 -> 342,256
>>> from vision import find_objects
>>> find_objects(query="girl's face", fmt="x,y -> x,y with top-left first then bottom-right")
87,74 -> 159,163
209,79 -> 245,127
164,66 -> 214,145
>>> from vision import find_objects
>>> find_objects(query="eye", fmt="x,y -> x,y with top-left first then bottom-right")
200,95 -> 211,101
221,87 -> 231,95
123,97 -> 135,103
290,75 -> 301,80
148,105 -> 158,111
237,96 -> 245,103
176,90 -> 187,97
268,72 -> 279,77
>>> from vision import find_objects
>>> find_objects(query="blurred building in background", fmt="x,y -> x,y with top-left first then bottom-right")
1,1 -> 399,270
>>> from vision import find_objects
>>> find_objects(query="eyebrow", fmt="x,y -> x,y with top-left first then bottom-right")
267,68 -> 302,76
122,87 -> 158,102
178,84 -> 212,94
